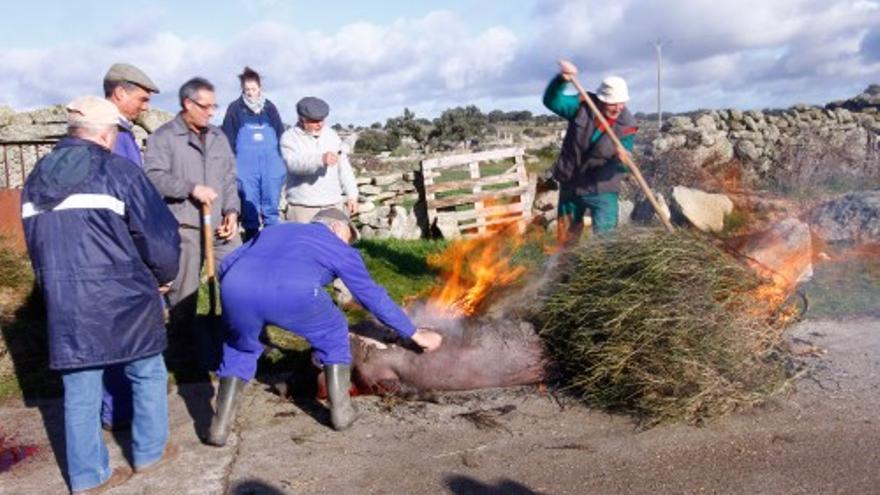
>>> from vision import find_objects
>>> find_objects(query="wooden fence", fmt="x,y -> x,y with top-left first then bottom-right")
421,147 -> 533,237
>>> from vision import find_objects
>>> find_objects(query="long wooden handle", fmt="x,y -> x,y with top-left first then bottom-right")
201,203 -> 215,280
569,77 -> 675,233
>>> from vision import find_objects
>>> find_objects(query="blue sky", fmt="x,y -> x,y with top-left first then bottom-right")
2,0 -> 879,125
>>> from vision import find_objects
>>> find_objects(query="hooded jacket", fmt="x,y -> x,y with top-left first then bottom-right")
21,137 -> 180,370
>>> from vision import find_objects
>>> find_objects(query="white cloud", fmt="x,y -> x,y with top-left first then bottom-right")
1,1 -> 879,123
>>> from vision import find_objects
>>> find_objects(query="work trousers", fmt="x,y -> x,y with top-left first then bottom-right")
557,189 -> 619,243
62,353 -> 168,492
166,226 -> 240,367
216,265 -> 351,382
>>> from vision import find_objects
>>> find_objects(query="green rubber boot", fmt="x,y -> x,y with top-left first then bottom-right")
325,364 -> 358,430
206,376 -> 245,446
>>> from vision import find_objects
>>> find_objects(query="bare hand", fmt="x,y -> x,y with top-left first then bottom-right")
158,283 -> 173,295
322,151 -> 339,167
192,184 -> 218,205
346,198 -> 359,215
411,328 -> 443,352
217,212 -> 239,240
558,59 -> 578,81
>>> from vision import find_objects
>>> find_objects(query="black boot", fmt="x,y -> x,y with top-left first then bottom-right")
325,364 -> 358,430
206,376 -> 245,446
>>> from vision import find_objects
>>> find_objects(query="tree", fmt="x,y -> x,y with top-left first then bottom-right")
429,105 -> 487,147
385,107 -> 425,144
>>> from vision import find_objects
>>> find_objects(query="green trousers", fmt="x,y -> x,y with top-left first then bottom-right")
558,189 -> 619,240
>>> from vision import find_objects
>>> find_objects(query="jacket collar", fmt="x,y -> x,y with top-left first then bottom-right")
171,113 -> 220,152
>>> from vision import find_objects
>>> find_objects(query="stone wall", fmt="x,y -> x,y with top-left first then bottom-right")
649,86 -> 880,191
0,105 -> 173,188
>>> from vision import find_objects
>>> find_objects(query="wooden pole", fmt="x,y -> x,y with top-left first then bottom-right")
568,77 -> 675,232
201,202 -> 217,315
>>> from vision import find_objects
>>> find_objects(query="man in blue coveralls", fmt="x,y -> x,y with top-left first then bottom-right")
205,208 -> 443,446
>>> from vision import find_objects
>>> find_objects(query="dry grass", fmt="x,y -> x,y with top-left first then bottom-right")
536,230 -> 794,427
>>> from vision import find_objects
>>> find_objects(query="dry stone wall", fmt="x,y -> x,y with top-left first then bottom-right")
650,86 -> 880,190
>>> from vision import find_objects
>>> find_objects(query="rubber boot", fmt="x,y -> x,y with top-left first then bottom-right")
206,376 -> 245,446
325,364 -> 357,430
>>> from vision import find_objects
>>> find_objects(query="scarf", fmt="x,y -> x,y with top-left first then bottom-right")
243,93 -> 266,114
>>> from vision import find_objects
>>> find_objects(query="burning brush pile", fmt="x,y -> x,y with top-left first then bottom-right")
352,224 -> 798,427
536,230 -> 794,427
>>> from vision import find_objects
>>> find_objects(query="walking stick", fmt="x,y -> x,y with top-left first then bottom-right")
201,202 -> 217,317
568,77 -> 675,233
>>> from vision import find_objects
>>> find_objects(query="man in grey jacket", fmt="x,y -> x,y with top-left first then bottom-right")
280,97 -> 359,222
144,77 -> 241,363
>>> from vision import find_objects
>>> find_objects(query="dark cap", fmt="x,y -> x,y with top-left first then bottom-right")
311,208 -> 359,244
296,96 -> 329,120
104,63 -> 160,93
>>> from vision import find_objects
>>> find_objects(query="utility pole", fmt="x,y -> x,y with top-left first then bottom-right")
652,39 -> 668,131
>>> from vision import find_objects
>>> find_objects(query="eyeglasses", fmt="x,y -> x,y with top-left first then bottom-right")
188,98 -> 218,111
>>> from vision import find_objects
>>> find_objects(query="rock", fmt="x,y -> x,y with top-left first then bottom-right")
725,218 -> 813,285
372,173 -> 401,187
734,140 -> 761,161
0,106 -> 15,127
664,116 -> 694,131
810,191 -> 880,243
671,186 -> 733,233
618,199 -> 634,226
359,225 -> 376,239
694,113 -> 717,131
359,185 -> 382,195
10,113 -> 34,126
132,125 -> 149,146
0,123 -> 67,141
389,206 -> 421,240
435,214 -> 461,239
356,176 -> 372,186
358,201 -> 376,213
27,105 -> 67,124
134,108 -> 174,133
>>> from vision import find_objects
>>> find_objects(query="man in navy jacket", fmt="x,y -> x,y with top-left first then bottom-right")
21,96 -> 180,494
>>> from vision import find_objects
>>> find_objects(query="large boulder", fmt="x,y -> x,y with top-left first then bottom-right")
671,186 -> 733,233
810,191 -> 880,243
726,217 -> 813,286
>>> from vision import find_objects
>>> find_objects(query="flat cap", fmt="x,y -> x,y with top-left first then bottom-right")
104,63 -> 160,93
296,96 -> 329,120
66,95 -> 123,126
311,207 -> 359,244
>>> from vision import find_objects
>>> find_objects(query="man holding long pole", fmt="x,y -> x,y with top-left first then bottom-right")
544,59 -> 660,242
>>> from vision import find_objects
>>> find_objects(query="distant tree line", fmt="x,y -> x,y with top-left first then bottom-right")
353,106 -> 562,154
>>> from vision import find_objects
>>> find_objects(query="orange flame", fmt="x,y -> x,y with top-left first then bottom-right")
427,222 -> 540,317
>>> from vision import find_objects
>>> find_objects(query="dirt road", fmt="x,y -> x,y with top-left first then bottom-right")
2,318 -> 878,495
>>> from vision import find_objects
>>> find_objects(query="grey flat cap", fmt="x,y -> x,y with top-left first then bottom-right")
311,207 -> 359,243
104,63 -> 160,93
296,96 -> 329,120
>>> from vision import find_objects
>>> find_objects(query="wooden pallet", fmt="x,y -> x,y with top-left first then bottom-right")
421,147 -> 533,237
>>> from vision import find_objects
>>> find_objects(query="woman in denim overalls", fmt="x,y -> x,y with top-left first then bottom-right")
221,67 -> 287,241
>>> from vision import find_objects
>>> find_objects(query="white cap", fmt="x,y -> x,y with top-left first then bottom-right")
66,95 -> 122,126
595,76 -> 630,104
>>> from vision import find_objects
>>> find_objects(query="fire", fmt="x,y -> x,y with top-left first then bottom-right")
427,223 -> 538,317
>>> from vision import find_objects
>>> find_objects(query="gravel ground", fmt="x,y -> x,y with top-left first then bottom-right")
1,317 -> 878,495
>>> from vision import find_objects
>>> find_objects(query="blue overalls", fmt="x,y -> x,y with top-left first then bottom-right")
216,223 -> 416,382
234,112 -> 286,236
